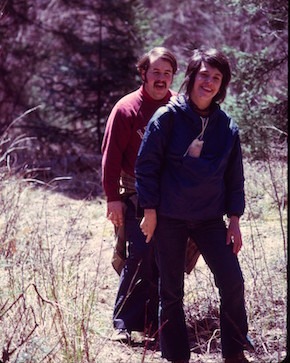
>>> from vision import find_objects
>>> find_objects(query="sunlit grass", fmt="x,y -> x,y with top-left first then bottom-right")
0,152 -> 287,362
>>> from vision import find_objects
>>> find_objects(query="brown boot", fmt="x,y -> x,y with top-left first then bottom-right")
224,351 -> 250,363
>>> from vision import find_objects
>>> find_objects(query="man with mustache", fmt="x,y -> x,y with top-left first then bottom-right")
102,47 -> 178,343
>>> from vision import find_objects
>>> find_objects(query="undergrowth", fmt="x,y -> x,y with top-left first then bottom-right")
0,134 -> 287,362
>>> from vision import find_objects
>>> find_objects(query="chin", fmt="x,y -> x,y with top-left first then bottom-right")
156,90 -> 167,97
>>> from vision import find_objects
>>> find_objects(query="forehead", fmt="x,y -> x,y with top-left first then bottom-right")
199,61 -> 222,76
148,56 -> 173,72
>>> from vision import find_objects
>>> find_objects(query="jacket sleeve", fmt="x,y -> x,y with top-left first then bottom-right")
224,128 -> 245,217
135,107 -> 172,209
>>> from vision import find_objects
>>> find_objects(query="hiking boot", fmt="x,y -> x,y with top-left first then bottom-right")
111,329 -> 131,344
224,351 -> 250,363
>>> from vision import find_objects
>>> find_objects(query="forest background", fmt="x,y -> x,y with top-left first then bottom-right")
0,0 -> 288,363
0,0 -> 288,187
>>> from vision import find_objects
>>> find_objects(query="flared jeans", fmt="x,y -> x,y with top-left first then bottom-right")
154,216 -> 249,361
113,197 -> 159,334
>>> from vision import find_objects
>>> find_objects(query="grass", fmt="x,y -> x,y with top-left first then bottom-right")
0,155 -> 287,362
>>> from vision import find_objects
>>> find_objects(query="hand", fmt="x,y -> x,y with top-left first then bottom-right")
107,201 -> 124,227
140,209 -> 157,243
187,138 -> 204,158
226,216 -> 243,254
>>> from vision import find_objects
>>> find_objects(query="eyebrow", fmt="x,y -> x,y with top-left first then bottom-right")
151,67 -> 173,72
200,69 -> 222,77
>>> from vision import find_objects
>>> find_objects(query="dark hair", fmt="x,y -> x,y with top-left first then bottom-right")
179,48 -> 231,104
137,47 -> 178,75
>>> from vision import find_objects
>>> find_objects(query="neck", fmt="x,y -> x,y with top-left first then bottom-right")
190,100 -> 211,116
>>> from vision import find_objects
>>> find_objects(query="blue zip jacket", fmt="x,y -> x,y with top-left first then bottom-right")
135,94 -> 245,221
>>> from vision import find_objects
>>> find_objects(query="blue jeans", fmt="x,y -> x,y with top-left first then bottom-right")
113,197 -> 159,334
154,216 -> 249,361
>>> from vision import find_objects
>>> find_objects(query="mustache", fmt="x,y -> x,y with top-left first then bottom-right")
154,81 -> 166,87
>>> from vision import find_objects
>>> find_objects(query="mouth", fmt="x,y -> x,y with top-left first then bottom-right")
201,85 -> 212,93
154,82 -> 166,89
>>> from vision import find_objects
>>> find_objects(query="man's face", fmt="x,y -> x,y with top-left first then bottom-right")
142,57 -> 174,100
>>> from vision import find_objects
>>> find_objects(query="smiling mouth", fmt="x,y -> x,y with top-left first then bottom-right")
154,82 -> 166,88
202,86 -> 212,92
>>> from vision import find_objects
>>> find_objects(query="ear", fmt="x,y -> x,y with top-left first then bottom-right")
141,70 -> 146,82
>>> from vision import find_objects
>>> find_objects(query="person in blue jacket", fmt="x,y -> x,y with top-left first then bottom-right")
135,48 -> 254,363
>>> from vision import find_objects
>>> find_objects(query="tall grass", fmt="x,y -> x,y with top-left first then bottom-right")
0,132 -> 287,362
0,179 -> 111,362
183,158 -> 287,363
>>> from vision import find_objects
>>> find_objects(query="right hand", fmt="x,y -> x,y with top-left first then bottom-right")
140,209 -> 157,243
107,201 -> 124,227
187,138 -> 204,158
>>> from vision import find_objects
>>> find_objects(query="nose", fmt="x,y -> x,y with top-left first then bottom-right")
204,76 -> 213,85
157,74 -> 164,81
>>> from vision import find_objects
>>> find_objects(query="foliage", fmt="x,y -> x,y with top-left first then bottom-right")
0,0 -> 148,167
143,0 -> 288,160
0,0 -> 288,186
221,0 -> 288,159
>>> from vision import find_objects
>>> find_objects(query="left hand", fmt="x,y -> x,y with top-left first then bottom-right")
226,216 -> 243,254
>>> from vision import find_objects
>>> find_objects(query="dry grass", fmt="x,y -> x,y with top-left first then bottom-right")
0,157 -> 287,363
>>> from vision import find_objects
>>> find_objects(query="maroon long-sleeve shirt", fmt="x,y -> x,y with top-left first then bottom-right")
102,85 -> 175,202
